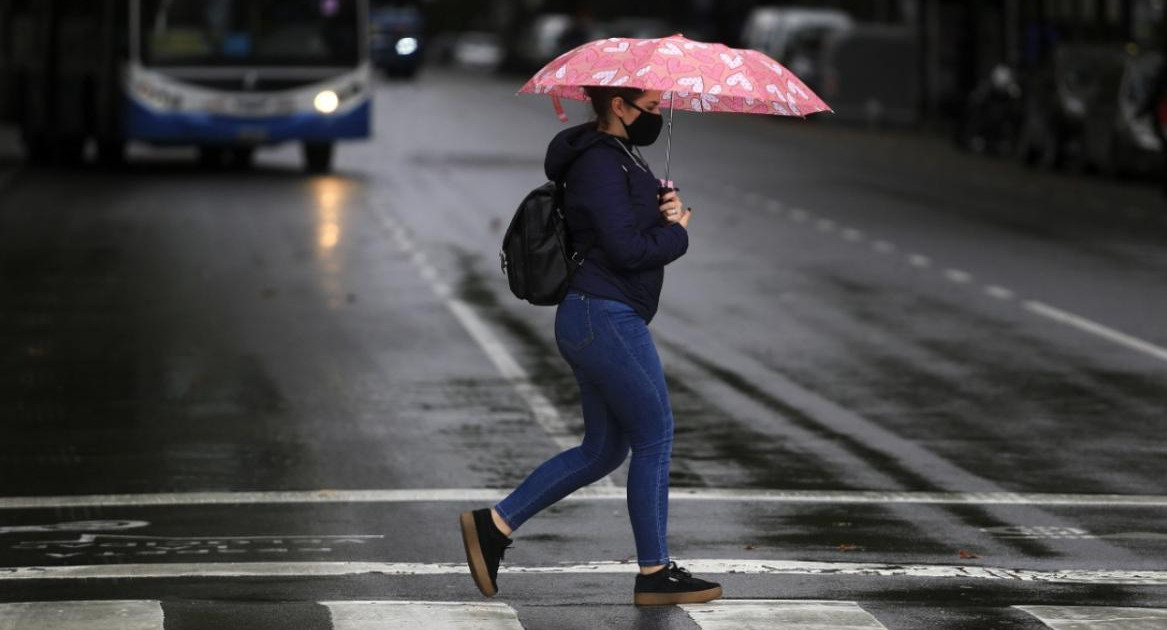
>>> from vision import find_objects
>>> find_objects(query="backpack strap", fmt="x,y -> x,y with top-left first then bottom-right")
557,140 -> 627,267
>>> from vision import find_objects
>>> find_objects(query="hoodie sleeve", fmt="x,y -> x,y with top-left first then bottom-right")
568,149 -> 689,272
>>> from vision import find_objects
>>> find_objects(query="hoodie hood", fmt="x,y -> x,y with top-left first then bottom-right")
545,123 -> 616,181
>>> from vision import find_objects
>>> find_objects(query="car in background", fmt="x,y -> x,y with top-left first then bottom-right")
1017,44 -> 1127,169
741,6 -> 853,91
1082,51 -> 1163,177
370,3 -> 424,78
818,25 -> 919,126
511,13 -> 604,72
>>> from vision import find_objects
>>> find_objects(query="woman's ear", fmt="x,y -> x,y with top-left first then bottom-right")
611,96 -> 626,120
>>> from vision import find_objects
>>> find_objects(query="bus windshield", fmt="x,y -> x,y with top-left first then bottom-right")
142,0 -> 360,67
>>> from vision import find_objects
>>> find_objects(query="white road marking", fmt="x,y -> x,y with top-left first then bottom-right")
944,269 -> 974,284
766,200 -> 784,213
816,218 -> 836,232
790,208 -> 810,222
681,600 -> 888,630
985,285 -> 1016,300
1024,301 -> 1167,364
0,600 -> 163,630
1016,605 -> 1167,629
872,240 -> 896,254
3,559 -> 1166,585
372,208 -> 611,485
842,228 -> 864,242
3,487 -> 1167,509
908,254 -> 931,268
324,601 -> 523,630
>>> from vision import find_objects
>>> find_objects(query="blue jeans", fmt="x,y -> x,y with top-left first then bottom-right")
494,291 -> 673,567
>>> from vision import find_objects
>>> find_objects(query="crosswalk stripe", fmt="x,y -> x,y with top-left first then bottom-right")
322,601 -> 523,629
1015,605 -> 1167,629
0,600 -> 163,630
681,600 -> 889,629
3,559 -> 1165,586
3,487 -> 1166,510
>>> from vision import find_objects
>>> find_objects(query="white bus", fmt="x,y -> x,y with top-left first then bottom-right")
1,0 -> 372,172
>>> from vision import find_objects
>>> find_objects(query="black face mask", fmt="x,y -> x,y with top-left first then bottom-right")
619,101 -> 663,146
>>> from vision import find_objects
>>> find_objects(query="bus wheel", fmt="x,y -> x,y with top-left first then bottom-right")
230,147 -> 256,169
97,139 -> 127,168
198,146 -> 226,170
303,142 -> 334,174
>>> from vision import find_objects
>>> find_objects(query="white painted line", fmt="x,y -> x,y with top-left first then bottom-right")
682,600 -> 888,630
0,600 -> 163,630
944,269 -> 974,284
4,559 -> 1167,585
744,192 -> 763,205
4,487 -> 1167,510
371,206 -> 611,485
842,228 -> 864,242
1015,605 -> 1167,629
816,219 -> 836,232
324,601 -> 523,630
1025,301 -> 1167,364
908,254 -> 932,268
984,285 -> 1016,300
790,208 -> 810,222
766,199 -> 784,213
872,240 -> 896,254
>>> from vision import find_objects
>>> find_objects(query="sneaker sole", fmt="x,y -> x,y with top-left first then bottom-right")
634,586 -> 723,607
459,511 -> 498,597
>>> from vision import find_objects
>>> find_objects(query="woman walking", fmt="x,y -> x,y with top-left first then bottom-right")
460,86 -> 723,607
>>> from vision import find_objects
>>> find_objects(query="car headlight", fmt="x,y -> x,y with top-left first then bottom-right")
395,37 -> 419,56
314,90 -> 340,114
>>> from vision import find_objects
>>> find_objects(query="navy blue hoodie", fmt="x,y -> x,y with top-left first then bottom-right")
545,123 -> 689,323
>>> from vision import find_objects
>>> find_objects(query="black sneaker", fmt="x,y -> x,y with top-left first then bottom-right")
459,508 -> 513,597
634,562 -> 723,606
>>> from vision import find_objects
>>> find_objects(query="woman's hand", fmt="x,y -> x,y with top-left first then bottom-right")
659,190 -> 692,230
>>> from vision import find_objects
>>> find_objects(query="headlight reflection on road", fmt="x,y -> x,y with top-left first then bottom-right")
311,177 -> 352,309
314,178 -> 346,251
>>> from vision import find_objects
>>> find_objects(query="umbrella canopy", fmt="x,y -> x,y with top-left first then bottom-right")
518,33 -> 832,119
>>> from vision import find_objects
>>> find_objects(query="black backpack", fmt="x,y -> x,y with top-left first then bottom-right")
499,179 -> 592,306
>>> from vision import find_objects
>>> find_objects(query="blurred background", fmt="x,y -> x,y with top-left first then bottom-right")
1,0 -> 1165,182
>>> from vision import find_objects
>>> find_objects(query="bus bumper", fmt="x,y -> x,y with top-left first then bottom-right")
125,100 -> 371,145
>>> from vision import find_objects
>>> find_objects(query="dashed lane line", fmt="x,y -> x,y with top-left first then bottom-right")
3,488 -> 1167,510
715,183 -> 1167,366
2,559 -> 1166,585
370,205 -> 613,486
1024,301 -> 1167,364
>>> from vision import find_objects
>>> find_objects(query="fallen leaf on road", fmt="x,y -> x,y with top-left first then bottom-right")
959,550 -> 979,559
837,543 -> 862,552
743,544 -> 757,551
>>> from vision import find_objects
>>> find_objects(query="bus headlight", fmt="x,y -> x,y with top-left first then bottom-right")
395,37 -> 419,56
314,90 -> 340,114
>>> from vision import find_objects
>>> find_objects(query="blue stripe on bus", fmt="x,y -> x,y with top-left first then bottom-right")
125,100 -> 371,144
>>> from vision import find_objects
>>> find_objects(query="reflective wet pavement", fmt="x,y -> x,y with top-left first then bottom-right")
0,70 -> 1165,629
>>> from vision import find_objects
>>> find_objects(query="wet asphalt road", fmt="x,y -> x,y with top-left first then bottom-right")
0,69 -> 1165,629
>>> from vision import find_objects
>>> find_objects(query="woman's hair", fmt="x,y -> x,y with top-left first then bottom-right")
584,86 -> 646,126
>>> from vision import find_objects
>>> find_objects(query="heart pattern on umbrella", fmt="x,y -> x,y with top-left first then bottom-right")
518,33 -> 830,117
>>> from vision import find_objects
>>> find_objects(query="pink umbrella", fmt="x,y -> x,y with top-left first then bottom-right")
519,33 -> 832,183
